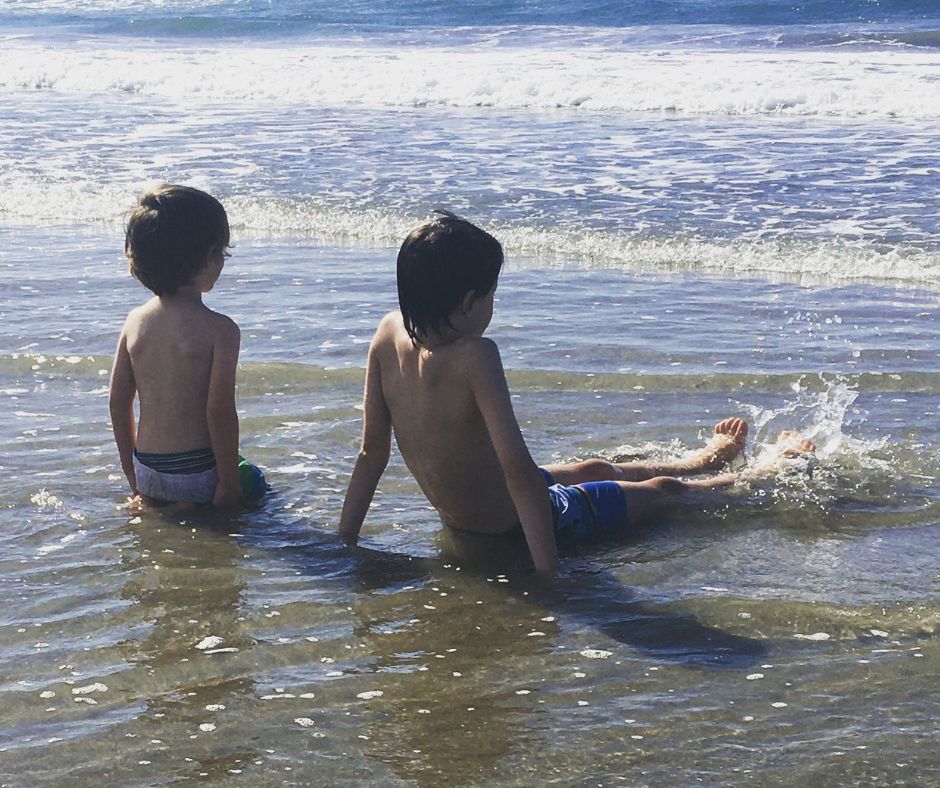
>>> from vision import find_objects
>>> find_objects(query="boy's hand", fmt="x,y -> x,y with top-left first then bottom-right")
213,483 -> 241,508
530,566 -> 557,588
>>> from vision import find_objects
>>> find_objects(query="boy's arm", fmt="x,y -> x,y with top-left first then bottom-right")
109,327 -> 138,495
207,318 -> 241,508
468,339 -> 558,580
339,337 -> 392,545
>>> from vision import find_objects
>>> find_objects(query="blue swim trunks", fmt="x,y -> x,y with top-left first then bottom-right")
539,468 -> 628,543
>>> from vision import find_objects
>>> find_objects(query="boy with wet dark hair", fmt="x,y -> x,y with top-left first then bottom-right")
338,212 -> 752,581
397,211 -> 504,343
110,184 -> 266,508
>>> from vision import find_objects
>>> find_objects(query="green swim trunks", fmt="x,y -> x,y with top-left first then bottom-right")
238,455 -> 269,503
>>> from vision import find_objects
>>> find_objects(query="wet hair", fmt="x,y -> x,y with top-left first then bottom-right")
397,211 -> 504,343
124,184 -> 230,296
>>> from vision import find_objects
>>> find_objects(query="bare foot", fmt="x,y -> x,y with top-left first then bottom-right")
773,430 -> 816,458
687,417 -> 749,472
744,430 -> 817,480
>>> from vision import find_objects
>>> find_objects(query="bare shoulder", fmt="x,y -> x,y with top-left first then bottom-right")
205,308 -> 241,346
370,311 -> 407,356
121,298 -> 158,336
374,310 -> 403,342
127,297 -> 158,321
455,336 -> 502,372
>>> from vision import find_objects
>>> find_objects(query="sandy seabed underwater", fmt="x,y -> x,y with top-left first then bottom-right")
2,0 -> 940,783
1,229 -> 938,784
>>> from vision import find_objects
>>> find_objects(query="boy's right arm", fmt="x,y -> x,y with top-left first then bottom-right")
206,317 -> 242,508
467,339 -> 558,580
109,326 -> 138,495
338,335 -> 392,545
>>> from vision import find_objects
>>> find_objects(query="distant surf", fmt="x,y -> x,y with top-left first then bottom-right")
3,36 -> 940,120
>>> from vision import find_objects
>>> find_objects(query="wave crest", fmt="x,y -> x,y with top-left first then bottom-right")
3,40 -> 940,119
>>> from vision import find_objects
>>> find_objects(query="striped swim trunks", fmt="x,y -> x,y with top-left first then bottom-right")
132,449 -> 268,505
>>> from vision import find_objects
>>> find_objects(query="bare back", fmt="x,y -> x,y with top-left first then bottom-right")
374,312 -> 519,532
123,296 -> 235,453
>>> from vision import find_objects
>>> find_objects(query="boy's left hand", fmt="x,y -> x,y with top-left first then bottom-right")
213,484 -> 241,508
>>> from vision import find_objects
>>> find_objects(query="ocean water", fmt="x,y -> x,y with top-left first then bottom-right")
1,1 -> 939,784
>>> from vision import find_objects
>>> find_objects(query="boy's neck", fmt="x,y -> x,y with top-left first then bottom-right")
162,284 -> 204,304
417,325 -> 469,349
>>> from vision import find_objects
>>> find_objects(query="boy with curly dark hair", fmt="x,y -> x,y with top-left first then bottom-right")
110,184 -> 266,508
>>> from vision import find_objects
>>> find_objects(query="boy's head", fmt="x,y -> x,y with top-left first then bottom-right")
397,211 -> 503,343
125,184 -> 230,296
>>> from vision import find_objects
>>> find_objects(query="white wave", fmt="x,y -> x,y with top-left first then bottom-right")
488,226 -> 940,287
0,0 -> 227,12
0,177 -> 935,286
3,38 -> 940,119
226,197 -> 940,286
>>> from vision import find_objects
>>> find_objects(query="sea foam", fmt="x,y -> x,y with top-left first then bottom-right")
3,38 -> 940,120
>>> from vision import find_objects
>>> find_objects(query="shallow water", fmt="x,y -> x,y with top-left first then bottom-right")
2,0 -> 940,782
1,230 -> 938,784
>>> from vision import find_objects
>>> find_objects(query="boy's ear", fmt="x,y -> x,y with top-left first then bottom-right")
459,290 -> 477,315
205,247 -> 224,271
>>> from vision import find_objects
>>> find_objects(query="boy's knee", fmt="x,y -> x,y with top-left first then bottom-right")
582,458 -> 617,481
645,476 -> 687,496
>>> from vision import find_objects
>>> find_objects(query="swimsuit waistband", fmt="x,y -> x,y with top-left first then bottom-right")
134,448 -> 216,475
440,518 -> 524,538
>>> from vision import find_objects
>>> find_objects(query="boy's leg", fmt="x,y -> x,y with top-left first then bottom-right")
616,430 -> 817,526
557,472 -> 737,543
616,473 -> 737,526
542,417 -> 748,486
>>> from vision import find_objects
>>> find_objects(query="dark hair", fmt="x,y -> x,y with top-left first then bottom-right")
124,184 -> 230,296
397,211 -> 503,343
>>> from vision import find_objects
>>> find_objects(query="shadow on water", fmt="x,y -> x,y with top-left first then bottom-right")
233,507 -> 766,786
547,566 -> 766,667
100,501 -> 768,786
436,521 -> 766,668
199,500 -> 767,670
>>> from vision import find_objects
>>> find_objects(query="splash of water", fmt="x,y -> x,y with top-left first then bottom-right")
740,375 -> 870,462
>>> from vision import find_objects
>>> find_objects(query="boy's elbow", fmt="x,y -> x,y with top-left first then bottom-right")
502,455 -> 540,488
109,391 -> 131,419
358,444 -> 390,471
206,401 -> 237,426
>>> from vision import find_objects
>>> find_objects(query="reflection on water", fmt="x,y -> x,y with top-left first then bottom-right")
1,465 -> 937,783
0,236 -> 937,783
116,514 -> 260,781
